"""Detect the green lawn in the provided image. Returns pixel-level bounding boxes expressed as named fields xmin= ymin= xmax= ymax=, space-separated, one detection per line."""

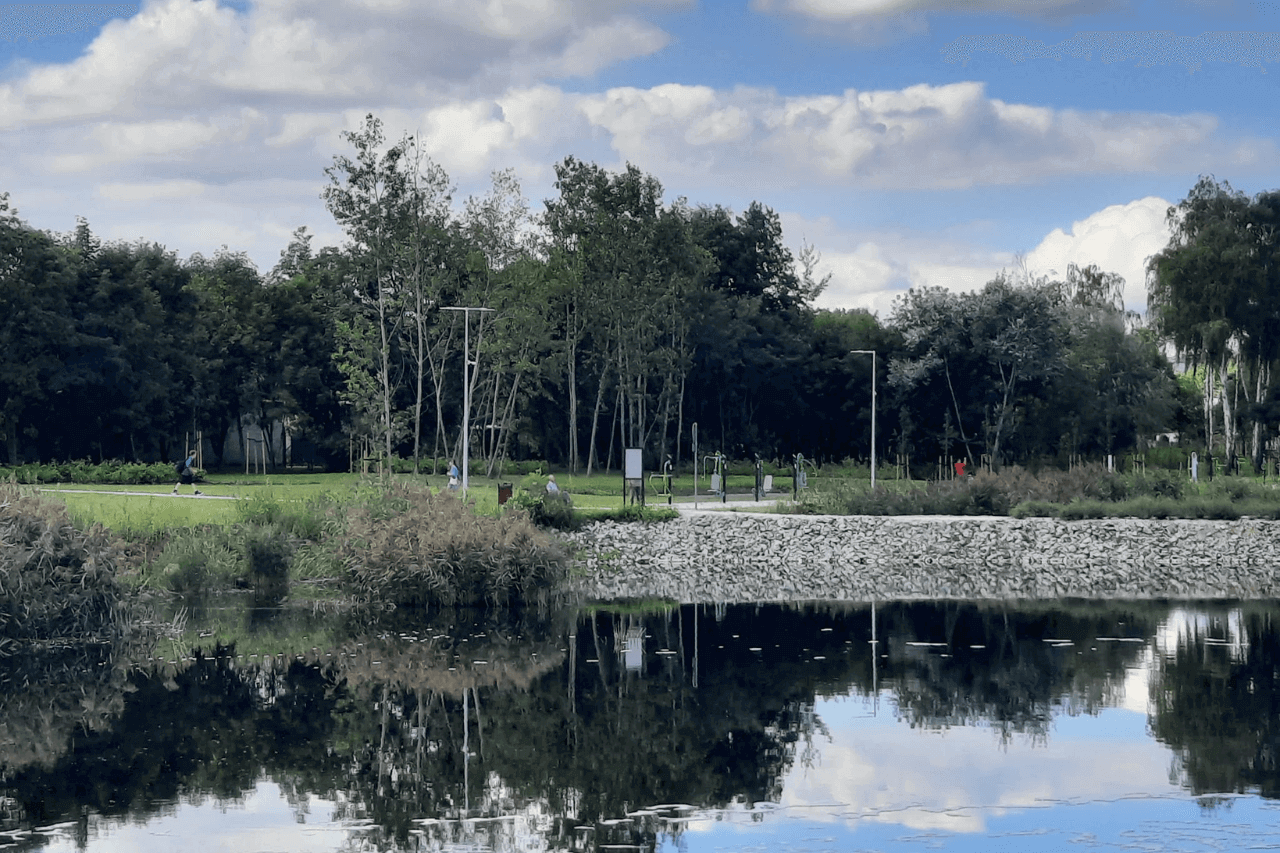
xmin=37 ymin=467 xmax=823 ymax=534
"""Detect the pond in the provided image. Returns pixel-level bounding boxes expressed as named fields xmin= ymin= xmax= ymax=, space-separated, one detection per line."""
xmin=2 ymin=597 xmax=1279 ymax=852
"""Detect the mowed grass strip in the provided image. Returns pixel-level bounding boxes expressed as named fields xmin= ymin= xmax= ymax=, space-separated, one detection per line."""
xmin=54 ymin=490 xmax=242 ymax=534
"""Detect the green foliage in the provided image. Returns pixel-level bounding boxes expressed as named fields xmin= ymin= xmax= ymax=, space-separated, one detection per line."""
xmin=1058 ymin=500 xmax=1108 ymax=520
xmin=241 ymin=526 xmax=292 ymax=601
xmin=1129 ymin=470 xmax=1186 ymax=500
xmin=1010 ymin=500 xmax=1062 ymax=518
xmin=235 ymin=490 xmax=331 ymax=540
xmin=150 ymin=527 xmax=242 ymax=594
xmin=0 ymin=485 xmax=123 ymax=651
xmin=1146 ymin=446 xmax=1192 ymax=471
xmin=507 ymin=490 xmax=580 ymax=531
xmin=334 ymin=482 xmax=568 ymax=608
xmin=798 ymin=477 xmax=1008 ymax=516
xmin=583 ymin=504 xmax=679 ymax=523
xmin=0 ymin=459 xmax=178 ymax=485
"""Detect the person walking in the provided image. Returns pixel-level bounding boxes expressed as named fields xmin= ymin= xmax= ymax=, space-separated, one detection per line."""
xmin=173 ymin=450 xmax=202 ymax=495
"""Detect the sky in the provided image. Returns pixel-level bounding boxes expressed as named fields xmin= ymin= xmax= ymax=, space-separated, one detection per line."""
xmin=1 ymin=0 xmax=1277 ymax=318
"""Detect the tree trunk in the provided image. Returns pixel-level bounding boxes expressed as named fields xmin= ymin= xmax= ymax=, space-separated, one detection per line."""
xmin=1220 ymin=354 xmax=1236 ymax=466
xmin=585 ymin=357 xmax=610 ymax=477
xmin=943 ymin=357 xmax=976 ymax=466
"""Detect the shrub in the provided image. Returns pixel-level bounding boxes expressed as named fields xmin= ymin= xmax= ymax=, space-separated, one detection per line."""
xmin=586 ymin=504 xmax=679 ymax=523
xmin=1010 ymin=500 xmax=1061 ymax=519
xmin=1121 ymin=496 xmax=1176 ymax=519
xmin=236 ymin=491 xmax=330 ymax=540
xmin=240 ymin=526 xmax=292 ymax=601
xmin=335 ymin=483 xmax=568 ymax=608
xmin=0 ymin=459 xmax=177 ymax=485
xmin=528 ymin=493 xmax=581 ymax=531
xmin=151 ymin=528 xmax=241 ymax=594
xmin=0 ymin=485 xmax=123 ymax=651
xmin=1059 ymin=500 xmax=1107 ymax=520
xmin=1207 ymin=478 xmax=1257 ymax=502
xmin=1130 ymin=470 xmax=1185 ymax=501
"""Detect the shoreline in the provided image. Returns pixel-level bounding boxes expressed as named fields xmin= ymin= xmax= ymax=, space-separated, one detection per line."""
xmin=561 ymin=510 xmax=1279 ymax=603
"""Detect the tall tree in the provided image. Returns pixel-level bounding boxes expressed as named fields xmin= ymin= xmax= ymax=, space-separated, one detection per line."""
xmin=323 ymin=114 xmax=414 ymax=465
xmin=0 ymin=194 xmax=74 ymax=463
xmin=1148 ymin=176 xmax=1280 ymax=468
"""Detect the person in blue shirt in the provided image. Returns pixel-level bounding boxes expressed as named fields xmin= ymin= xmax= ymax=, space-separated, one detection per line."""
xmin=448 ymin=460 xmax=460 ymax=490
xmin=173 ymin=451 xmax=202 ymax=496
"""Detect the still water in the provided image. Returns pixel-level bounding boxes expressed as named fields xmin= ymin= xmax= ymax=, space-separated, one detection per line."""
xmin=2 ymin=598 xmax=1279 ymax=852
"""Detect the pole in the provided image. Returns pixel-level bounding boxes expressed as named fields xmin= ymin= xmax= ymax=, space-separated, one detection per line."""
xmin=443 ymin=306 xmax=494 ymax=498
xmin=462 ymin=312 xmax=470 ymax=494
xmin=851 ymin=350 xmax=877 ymax=490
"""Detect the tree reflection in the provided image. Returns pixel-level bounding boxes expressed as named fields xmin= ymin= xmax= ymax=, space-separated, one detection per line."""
xmin=1150 ymin=605 xmax=1280 ymax=798
xmin=0 ymin=598 xmax=1225 ymax=851
xmin=877 ymin=601 xmax=1156 ymax=743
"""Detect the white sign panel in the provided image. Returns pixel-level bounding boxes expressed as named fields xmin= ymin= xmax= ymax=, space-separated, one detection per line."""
xmin=625 ymin=448 xmax=643 ymax=479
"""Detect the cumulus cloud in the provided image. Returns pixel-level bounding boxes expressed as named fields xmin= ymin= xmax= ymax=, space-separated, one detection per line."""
xmin=784 ymin=198 xmax=1171 ymax=319
xmin=784 ymin=215 xmax=1013 ymax=317
xmin=0 ymin=0 xmax=674 ymax=132
xmin=565 ymin=82 xmax=1269 ymax=193
xmin=1023 ymin=196 xmax=1173 ymax=313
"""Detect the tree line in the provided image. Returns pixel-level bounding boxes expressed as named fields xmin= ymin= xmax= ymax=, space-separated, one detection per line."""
xmin=6 ymin=116 xmax=1249 ymax=475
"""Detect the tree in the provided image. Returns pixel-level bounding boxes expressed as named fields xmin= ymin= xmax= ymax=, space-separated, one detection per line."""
xmin=0 ymin=195 xmax=75 ymax=463
xmin=323 ymin=114 xmax=415 ymax=465
xmin=1147 ymin=175 xmax=1280 ymax=470
xmin=890 ymin=276 xmax=1067 ymax=468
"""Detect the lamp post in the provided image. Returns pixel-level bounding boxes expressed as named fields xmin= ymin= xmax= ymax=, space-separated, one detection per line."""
xmin=851 ymin=350 xmax=877 ymax=490
xmin=443 ymin=306 xmax=494 ymax=496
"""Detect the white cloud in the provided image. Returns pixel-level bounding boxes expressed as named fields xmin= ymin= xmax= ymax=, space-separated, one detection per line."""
xmin=571 ymin=82 xmax=1266 ymax=192
xmin=784 ymin=199 xmax=1170 ymax=319
xmin=778 ymin=694 xmax=1174 ymax=836
xmin=97 ymin=180 xmax=208 ymax=202
xmin=1023 ymin=196 xmax=1173 ymax=312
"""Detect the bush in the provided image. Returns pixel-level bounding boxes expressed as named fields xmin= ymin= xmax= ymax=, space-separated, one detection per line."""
xmin=241 ymin=526 xmax=292 ymax=601
xmin=0 ymin=485 xmax=123 ymax=651
xmin=0 ymin=459 xmax=178 ymax=485
xmin=586 ymin=504 xmax=679 ymax=523
xmin=335 ymin=482 xmax=568 ymax=608
xmin=1130 ymin=470 xmax=1186 ymax=500
xmin=1120 ymin=496 xmax=1176 ymax=519
xmin=1207 ymin=478 xmax=1258 ymax=502
xmin=236 ymin=490 xmax=330 ymax=540
xmin=1059 ymin=500 xmax=1108 ymax=520
xmin=1010 ymin=500 xmax=1061 ymax=518
xmin=150 ymin=527 xmax=241 ymax=594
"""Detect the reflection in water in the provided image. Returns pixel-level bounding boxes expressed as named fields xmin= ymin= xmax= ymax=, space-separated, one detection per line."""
xmin=0 ymin=599 xmax=1279 ymax=851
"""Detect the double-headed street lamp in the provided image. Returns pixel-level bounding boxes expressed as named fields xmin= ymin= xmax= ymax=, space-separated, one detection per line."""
xmin=443 ymin=305 xmax=494 ymax=496
xmin=851 ymin=350 xmax=877 ymax=490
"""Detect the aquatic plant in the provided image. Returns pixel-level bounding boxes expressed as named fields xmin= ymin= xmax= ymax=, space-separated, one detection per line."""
xmin=335 ymin=482 xmax=568 ymax=608
xmin=0 ymin=485 xmax=123 ymax=653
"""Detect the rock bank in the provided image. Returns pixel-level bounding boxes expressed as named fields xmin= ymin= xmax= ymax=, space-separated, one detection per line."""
xmin=560 ymin=511 xmax=1280 ymax=602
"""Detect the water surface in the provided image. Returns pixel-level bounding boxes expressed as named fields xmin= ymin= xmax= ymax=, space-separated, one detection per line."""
xmin=2 ymin=598 xmax=1277 ymax=852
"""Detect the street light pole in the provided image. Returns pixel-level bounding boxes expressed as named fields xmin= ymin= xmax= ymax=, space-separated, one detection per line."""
xmin=443 ymin=306 xmax=494 ymax=496
xmin=851 ymin=350 xmax=876 ymax=490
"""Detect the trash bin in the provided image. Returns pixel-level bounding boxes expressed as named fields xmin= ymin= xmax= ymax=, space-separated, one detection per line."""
xmin=498 ymin=482 xmax=513 ymax=505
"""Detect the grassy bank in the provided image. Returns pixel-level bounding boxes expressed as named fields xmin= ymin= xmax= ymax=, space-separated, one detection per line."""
xmin=795 ymin=464 xmax=1280 ymax=520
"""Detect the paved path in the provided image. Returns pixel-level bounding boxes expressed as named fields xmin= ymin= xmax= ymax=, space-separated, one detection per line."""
xmin=37 ymin=488 xmax=240 ymax=501
xmin=670 ymin=495 xmax=793 ymax=514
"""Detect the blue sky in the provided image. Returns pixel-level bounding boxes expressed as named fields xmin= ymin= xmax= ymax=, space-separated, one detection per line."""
xmin=2 ymin=0 xmax=1277 ymax=315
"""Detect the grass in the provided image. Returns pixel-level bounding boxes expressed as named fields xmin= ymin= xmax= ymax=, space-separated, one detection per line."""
xmin=57 ymin=491 xmax=241 ymax=534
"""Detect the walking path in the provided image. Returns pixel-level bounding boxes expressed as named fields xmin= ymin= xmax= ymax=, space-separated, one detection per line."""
xmin=36 ymin=488 xmax=240 ymax=501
